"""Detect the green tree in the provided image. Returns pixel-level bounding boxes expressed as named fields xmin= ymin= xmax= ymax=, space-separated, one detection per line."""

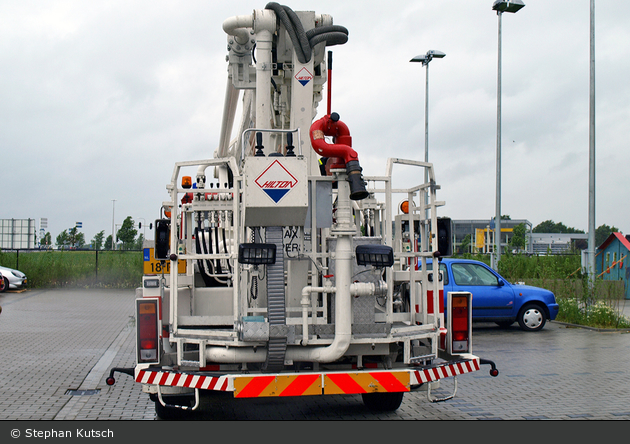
xmin=533 ymin=220 xmax=584 ymax=234
xmin=56 ymin=230 xmax=69 ymax=250
xmin=92 ymin=230 xmax=105 ymax=250
xmin=40 ymin=232 xmax=52 ymax=248
xmin=595 ymin=224 xmax=619 ymax=247
xmin=459 ymin=234 xmax=471 ymax=254
xmin=67 ymin=227 xmax=85 ymax=249
xmin=104 ymin=234 xmax=114 ymax=250
xmin=117 ymin=216 xmax=138 ymax=250
xmin=509 ymin=223 xmax=526 ymax=250
xmin=134 ymin=233 xmax=145 ymax=250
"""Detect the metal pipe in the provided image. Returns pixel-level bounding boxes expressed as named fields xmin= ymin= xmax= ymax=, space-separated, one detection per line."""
xmin=222 ymin=14 xmax=253 ymax=45
xmin=588 ymin=0 xmax=596 ymax=285
xmin=495 ymin=10 xmax=503 ymax=270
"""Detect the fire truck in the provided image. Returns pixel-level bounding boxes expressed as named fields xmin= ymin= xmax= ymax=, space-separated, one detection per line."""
xmin=107 ymin=2 xmax=498 ymax=418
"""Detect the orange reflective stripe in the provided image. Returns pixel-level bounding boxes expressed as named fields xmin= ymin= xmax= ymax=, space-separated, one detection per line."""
xmin=324 ymin=371 xmax=410 ymax=395
xmin=234 ymin=374 xmax=322 ymax=398
xmin=279 ymin=374 xmax=321 ymax=397
xmin=234 ymin=375 xmax=275 ymax=398
xmin=325 ymin=373 xmax=366 ymax=395
xmin=370 ymin=371 xmax=409 ymax=392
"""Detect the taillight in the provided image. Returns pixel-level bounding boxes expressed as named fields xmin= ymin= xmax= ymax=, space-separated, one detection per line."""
xmin=137 ymin=299 xmax=160 ymax=364
xmin=447 ymin=292 xmax=472 ymax=355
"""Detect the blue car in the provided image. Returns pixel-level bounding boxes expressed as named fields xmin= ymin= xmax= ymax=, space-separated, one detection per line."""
xmin=426 ymin=258 xmax=559 ymax=332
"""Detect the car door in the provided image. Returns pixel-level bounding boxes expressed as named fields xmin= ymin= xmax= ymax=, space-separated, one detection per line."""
xmin=447 ymin=262 xmax=515 ymax=320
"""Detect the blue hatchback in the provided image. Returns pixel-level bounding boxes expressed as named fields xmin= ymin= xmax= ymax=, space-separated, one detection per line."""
xmin=426 ymin=258 xmax=559 ymax=332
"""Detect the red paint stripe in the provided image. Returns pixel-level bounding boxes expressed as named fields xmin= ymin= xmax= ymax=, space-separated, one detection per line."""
xmin=136 ymin=370 xmax=145 ymax=383
xmin=184 ymin=374 xmax=195 ymax=388
xmin=432 ymin=368 xmax=440 ymax=380
xmin=195 ymin=377 xmax=207 ymax=389
xmin=327 ymin=373 xmax=367 ymax=394
xmin=370 ymin=372 xmax=408 ymax=392
xmin=146 ymin=371 xmax=158 ymax=384
xmin=279 ymin=374 xmax=320 ymax=397
xmin=237 ymin=376 xmax=276 ymax=398
xmin=205 ymin=377 xmax=216 ymax=390
xmin=219 ymin=379 xmax=228 ymax=391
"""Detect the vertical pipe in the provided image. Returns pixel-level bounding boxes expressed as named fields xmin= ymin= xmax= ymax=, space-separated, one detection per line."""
xmin=327 ymin=51 xmax=332 ymax=116
xmin=495 ymin=11 xmax=503 ymax=271
xmin=588 ymin=0 xmax=596 ymax=285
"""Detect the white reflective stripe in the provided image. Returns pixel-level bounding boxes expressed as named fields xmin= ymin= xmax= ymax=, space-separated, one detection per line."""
xmin=138 ymin=371 xmax=149 ymax=383
xmin=190 ymin=375 xmax=201 ymax=388
xmin=200 ymin=377 xmax=213 ymax=390
xmin=165 ymin=373 xmax=177 ymax=386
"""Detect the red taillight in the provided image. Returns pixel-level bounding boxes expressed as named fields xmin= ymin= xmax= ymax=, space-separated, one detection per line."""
xmin=137 ymin=299 xmax=160 ymax=364
xmin=448 ymin=292 xmax=471 ymax=354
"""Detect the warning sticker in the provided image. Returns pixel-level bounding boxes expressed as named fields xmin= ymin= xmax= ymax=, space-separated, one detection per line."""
xmin=295 ymin=67 xmax=313 ymax=86
xmin=255 ymin=160 xmax=299 ymax=203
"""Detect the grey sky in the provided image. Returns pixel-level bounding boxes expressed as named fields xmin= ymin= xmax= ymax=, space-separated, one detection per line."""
xmin=1 ymin=0 xmax=628 ymax=244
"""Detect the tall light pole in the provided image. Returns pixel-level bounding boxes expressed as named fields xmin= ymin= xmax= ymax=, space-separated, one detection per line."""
xmin=111 ymin=199 xmax=116 ymax=250
xmin=587 ymin=0 xmax=596 ymax=285
xmin=492 ymin=0 xmax=525 ymax=270
xmin=410 ymin=50 xmax=446 ymax=218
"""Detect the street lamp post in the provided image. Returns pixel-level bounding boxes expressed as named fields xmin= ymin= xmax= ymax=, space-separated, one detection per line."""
xmin=492 ymin=0 xmax=525 ymax=270
xmin=410 ymin=50 xmax=446 ymax=219
xmin=587 ymin=0 xmax=596 ymax=285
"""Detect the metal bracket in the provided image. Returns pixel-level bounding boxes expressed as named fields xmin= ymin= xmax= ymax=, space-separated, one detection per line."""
xmin=427 ymin=376 xmax=457 ymax=403
xmin=156 ymin=386 xmax=200 ymax=411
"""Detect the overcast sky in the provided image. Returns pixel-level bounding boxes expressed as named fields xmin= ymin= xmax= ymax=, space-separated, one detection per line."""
xmin=1 ymin=0 xmax=628 ymax=245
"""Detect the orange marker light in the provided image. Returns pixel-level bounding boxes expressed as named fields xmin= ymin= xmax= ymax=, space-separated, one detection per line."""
xmin=400 ymin=200 xmax=409 ymax=214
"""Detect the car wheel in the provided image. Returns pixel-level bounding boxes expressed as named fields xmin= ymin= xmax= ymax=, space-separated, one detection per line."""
xmin=517 ymin=304 xmax=546 ymax=332
xmin=361 ymin=392 xmax=404 ymax=412
xmin=0 ymin=277 xmax=8 ymax=293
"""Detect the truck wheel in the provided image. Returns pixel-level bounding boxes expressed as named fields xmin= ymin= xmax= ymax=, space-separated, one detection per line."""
xmin=361 ymin=392 xmax=404 ymax=412
xmin=517 ymin=304 xmax=546 ymax=332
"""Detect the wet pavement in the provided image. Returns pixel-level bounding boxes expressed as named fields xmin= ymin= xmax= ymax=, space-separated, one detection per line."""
xmin=0 ymin=289 xmax=629 ymax=421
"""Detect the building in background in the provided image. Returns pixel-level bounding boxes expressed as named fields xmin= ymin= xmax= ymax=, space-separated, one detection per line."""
xmin=452 ymin=219 xmax=532 ymax=255
xmin=596 ymin=232 xmax=630 ymax=300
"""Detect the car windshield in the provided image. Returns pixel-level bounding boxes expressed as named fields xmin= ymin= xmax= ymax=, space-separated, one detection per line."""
xmin=451 ymin=263 xmax=499 ymax=286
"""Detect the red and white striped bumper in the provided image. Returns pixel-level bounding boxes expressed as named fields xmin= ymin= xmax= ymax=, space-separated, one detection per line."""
xmin=135 ymin=357 xmax=480 ymax=398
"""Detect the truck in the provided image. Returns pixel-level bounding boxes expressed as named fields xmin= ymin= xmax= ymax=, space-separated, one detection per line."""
xmin=107 ymin=2 xmax=498 ymax=418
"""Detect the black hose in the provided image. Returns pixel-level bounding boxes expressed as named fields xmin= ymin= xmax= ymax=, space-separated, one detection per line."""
xmin=264 ymin=4 xmax=349 ymax=64
xmin=214 ymin=227 xmax=223 ymax=274
xmin=222 ymin=228 xmax=232 ymax=274
xmin=306 ymin=25 xmax=349 ymax=47
xmin=265 ymin=2 xmax=310 ymax=64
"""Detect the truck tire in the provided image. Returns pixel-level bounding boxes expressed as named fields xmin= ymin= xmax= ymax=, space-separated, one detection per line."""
xmin=517 ymin=303 xmax=546 ymax=332
xmin=361 ymin=392 xmax=404 ymax=412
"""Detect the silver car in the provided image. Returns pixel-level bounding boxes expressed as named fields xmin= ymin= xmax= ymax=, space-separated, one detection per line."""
xmin=0 ymin=266 xmax=27 ymax=292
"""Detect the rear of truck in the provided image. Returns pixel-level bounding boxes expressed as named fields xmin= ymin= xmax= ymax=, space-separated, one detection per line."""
xmin=107 ymin=4 xmax=497 ymax=417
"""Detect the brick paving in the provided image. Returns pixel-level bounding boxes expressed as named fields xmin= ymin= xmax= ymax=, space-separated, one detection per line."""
xmin=0 ymin=289 xmax=629 ymax=420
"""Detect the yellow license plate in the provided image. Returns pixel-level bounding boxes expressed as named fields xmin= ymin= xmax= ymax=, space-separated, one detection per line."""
xmin=143 ymin=248 xmax=186 ymax=275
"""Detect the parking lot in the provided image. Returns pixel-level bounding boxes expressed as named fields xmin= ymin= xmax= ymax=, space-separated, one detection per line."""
xmin=0 ymin=288 xmax=629 ymax=421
